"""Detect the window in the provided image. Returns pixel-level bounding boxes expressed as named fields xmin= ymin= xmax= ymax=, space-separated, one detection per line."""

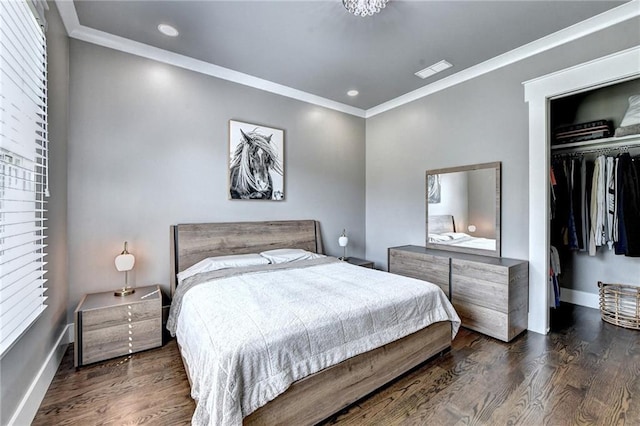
xmin=0 ymin=0 xmax=49 ymax=356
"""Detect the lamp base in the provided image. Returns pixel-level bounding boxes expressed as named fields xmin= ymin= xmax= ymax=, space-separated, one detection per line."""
xmin=114 ymin=287 xmax=135 ymax=297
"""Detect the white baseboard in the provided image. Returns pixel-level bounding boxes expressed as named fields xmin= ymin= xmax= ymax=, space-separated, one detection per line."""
xmin=65 ymin=322 xmax=75 ymax=343
xmin=8 ymin=323 xmax=72 ymax=426
xmin=560 ymin=287 xmax=599 ymax=309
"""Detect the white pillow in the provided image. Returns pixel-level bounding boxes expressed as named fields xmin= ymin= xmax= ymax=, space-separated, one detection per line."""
xmin=259 ymin=248 xmax=324 ymax=264
xmin=620 ymin=94 xmax=640 ymax=127
xmin=177 ymin=253 xmax=269 ymax=282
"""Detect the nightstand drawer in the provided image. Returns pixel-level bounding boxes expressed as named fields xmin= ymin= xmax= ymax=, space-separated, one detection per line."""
xmin=82 ymin=299 xmax=158 ymax=330
xmin=81 ymin=318 xmax=162 ymax=364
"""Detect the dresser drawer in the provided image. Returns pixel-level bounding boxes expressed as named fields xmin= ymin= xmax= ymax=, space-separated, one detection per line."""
xmin=451 ymin=258 xmax=509 ymax=285
xmin=451 ymin=274 xmax=509 ymax=313
xmin=389 ymin=249 xmax=449 ymax=296
xmin=453 ymin=300 xmax=508 ymax=341
xmin=81 ymin=318 xmax=162 ymax=365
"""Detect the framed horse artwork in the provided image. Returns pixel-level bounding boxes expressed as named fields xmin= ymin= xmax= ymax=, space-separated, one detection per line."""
xmin=228 ymin=120 xmax=284 ymax=200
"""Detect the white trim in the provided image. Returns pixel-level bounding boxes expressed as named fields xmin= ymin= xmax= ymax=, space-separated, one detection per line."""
xmin=560 ymin=288 xmax=599 ymax=310
xmin=66 ymin=322 xmax=75 ymax=343
xmin=523 ymin=46 xmax=640 ymax=335
xmin=54 ymin=0 xmax=639 ymax=118
xmin=7 ymin=324 xmax=71 ymax=426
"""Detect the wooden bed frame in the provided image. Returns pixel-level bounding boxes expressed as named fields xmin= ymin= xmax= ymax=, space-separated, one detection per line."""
xmin=170 ymin=220 xmax=452 ymax=425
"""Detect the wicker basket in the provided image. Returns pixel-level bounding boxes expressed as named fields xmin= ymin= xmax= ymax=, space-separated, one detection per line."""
xmin=598 ymin=282 xmax=640 ymax=330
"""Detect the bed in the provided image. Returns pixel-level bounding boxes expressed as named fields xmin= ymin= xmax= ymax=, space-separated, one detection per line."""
xmin=168 ymin=220 xmax=460 ymax=425
xmin=428 ymin=214 xmax=496 ymax=251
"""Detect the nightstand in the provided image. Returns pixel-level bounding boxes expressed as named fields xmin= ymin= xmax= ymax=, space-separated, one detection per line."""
xmin=74 ymin=285 xmax=162 ymax=367
xmin=345 ymin=257 xmax=375 ymax=268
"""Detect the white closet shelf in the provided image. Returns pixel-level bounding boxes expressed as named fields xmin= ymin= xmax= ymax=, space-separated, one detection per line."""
xmin=551 ymin=133 xmax=640 ymax=153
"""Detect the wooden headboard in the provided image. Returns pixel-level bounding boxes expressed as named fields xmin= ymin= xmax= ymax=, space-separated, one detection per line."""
xmin=428 ymin=215 xmax=456 ymax=234
xmin=170 ymin=220 xmax=322 ymax=295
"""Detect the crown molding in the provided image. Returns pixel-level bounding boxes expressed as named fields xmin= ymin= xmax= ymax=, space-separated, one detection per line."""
xmin=366 ymin=0 xmax=640 ymax=118
xmin=55 ymin=0 xmax=639 ymax=119
xmin=54 ymin=0 xmax=366 ymax=118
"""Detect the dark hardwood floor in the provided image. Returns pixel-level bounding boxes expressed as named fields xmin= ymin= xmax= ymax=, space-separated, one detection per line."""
xmin=33 ymin=304 xmax=639 ymax=425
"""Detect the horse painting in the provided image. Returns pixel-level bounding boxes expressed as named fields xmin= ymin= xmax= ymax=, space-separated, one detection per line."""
xmin=229 ymin=127 xmax=283 ymax=200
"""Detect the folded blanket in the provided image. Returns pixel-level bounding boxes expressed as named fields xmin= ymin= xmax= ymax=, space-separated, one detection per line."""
xmin=614 ymin=123 xmax=640 ymax=137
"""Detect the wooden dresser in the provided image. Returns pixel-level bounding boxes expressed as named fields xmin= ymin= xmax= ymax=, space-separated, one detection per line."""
xmin=74 ymin=285 xmax=162 ymax=367
xmin=389 ymin=245 xmax=529 ymax=342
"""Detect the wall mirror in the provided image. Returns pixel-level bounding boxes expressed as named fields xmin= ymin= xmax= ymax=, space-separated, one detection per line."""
xmin=426 ymin=161 xmax=501 ymax=257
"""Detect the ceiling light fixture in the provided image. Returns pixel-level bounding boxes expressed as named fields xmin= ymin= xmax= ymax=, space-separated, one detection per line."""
xmin=342 ymin=0 xmax=389 ymax=17
xmin=158 ymin=23 xmax=179 ymax=37
xmin=347 ymin=90 xmax=359 ymax=96
xmin=415 ymin=60 xmax=452 ymax=79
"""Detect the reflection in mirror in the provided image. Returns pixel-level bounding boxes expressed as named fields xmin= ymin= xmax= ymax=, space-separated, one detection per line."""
xmin=426 ymin=162 xmax=501 ymax=257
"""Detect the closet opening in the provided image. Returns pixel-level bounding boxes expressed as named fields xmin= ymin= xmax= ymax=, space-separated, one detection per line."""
xmin=548 ymin=77 xmax=640 ymax=316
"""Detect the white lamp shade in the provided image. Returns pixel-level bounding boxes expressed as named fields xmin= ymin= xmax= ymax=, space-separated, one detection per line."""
xmin=115 ymin=253 xmax=135 ymax=272
xmin=338 ymin=236 xmax=349 ymax=247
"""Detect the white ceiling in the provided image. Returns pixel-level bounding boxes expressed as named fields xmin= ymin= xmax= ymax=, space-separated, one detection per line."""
xmin=64 ymin=1 xmax=632 ymax=114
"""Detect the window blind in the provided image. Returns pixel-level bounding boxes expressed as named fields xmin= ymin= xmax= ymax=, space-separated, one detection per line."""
xmin=0 ymin=0 xmax=48 ymax=356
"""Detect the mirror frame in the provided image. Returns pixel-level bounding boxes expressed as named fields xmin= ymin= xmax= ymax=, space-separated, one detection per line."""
xmin=426 ymin=161 xmax=501 ymax=257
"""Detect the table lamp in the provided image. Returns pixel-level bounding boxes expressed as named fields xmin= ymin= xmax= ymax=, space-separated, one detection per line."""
xmin=338 ymin=229 xmax=349 ymax=261
xmin=114 ymin=241 xmax=135 ymax=296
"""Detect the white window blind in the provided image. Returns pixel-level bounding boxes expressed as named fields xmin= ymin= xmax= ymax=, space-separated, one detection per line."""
xmin=0 ymin=0 xmax=48 ymax=356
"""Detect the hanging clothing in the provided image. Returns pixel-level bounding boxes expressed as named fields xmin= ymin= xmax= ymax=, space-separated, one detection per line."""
xmin=552 ymin=152 xmax=639 ymax=258
xmin=580 ymin=157 xmax=589 ymax=251
xmin=613 ymin=157 xmax=619 ymax=243
xmin=550 ymin=160 xmax=570 ymax=249
xmin=549 ymin=246 xmax=561 ymax=309
xmin=621 ymin=154 xmax=640 ymax=256
xmin=566 ymin=160 xmax=579 ymax=250
xmin=615 ymin=154 xmax=629 ymax=255
xmin=589 ymin=156 xmax=606 ymax=256
xmin=605 ymin=156 xmax=615 ymax=248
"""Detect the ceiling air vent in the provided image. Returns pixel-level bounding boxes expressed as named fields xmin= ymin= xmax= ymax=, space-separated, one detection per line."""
xmin=415 ymin=60 xmax=452 ymax=79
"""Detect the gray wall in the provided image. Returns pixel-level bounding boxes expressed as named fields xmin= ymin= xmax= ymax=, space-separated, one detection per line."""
xmin=365 ymin=15 xmax=640 ymax=296
xmin=67 ymin=40 xmax=366 ymax=318
xmin=0 ymin=3 xmax=69 ymax=423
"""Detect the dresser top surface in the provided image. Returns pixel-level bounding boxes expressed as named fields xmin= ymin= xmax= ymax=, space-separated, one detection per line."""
xmin=390 ymin=245 xmax=527 ymax=267
xmin=76 ymin=285 xmax=161 ymax=311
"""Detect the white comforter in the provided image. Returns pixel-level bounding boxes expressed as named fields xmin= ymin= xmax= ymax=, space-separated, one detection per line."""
xmin=173 ymin=258 xmax=460 ymax=425
xmin=429 ymin=232 xmax=496 ymax=250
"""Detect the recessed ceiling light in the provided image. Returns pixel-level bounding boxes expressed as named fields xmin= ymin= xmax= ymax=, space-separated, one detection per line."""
xmin=158 ymin=24 xmax=179 ymax=37
xmin=415 ymin=60 xmax=452 ymax=79
xmin=347 ymin=90 xmax=359 ymax=97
